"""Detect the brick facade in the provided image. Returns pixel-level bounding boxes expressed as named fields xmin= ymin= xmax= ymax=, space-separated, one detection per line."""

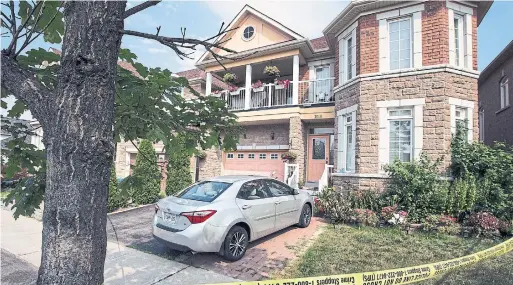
xmin=239 ymin=124 xmax=289 ymax=146
xmin=358 ymin=14 xmax=379 ymax=75
xmin=422 ymin=1 xmax=449 ymax=66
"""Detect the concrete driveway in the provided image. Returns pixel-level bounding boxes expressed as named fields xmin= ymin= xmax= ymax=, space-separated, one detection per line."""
xmin=107 ymin=205 xmax=326 ymax=281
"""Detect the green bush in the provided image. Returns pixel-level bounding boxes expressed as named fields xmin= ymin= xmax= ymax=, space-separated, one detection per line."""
xmin=445 ymin=176 xmax=477 ymax=217
xmin=107 ymin=164 xmax=125 ymax=212
xmin=130 ymin=140 xmax=161 ymax=205
xmin=317 ymin=187 xmax=352 ymax=223
xmin=451 ymin=130 xmax=513 ymax=220
xmin=349 ymin=189 xmax=382 ymax=212
xmin=166 ymin=136 xmax=193 ymax=196
xmin=383 ymin=153 xmax=449 ymax=222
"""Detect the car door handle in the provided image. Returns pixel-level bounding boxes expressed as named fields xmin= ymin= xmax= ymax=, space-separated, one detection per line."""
xmin=275 ymin=201 xmax=281 ymax=205
xmin=242 ymin=205 xmax=252 ymax=210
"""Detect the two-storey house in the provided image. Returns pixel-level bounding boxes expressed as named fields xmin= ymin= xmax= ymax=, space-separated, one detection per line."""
xmin=187 ymin=1 xmax=491 ymax=191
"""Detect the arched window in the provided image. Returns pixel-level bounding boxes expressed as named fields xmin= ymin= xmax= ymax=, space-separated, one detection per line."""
xmin=500 ymin=76 xmax=509 ymax=109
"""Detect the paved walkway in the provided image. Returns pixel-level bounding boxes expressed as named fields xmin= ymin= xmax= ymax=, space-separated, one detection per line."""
xmin=0 ymin=209 xmax=238 ymax=285
xmin=107 ymin=205 xmax=327 ymax=281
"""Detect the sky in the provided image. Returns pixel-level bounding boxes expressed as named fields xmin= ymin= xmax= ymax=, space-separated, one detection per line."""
xmin=2 ymin=0 xmax=513 ymax=120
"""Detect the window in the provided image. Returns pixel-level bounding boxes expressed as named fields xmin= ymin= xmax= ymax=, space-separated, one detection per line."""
xmin=344 ymin=115 xmax=354 ymax=171
xmin=389 ymin=18 xmax=412 ymax=70
xmin=270 ymin=153 xmax=278 ymax=160
xmin=237 ymin=180 xmax=272 ymax=200
xmin=453 ymin=14 xmax=465 ymax=67
xmin=455 ymin=107 xmax=468 ymax=141
xmin=346 ymin=37 xmax=353 ymax=80
xmin=177 ymin=181 xmax=232 ymax=202
xmin=500 ymin=77 xmax=510 ymax=109
xmin=227 ymin=153 xmax=234 ymax=159
xmin=312 ymin=138 xmax=326 ymax=160
xmin=242 ymin=26 xmax=255 ymax=41
xmin=248 ymin=153 xmax=255 ymax=159
xmin=388 ymin=108 xmax=413 ymax=162
xmin=265 ymin=180 xmax=293 ymax=196
xmin=259 ymin=153 xmax=267 ymax=159
xmin=237 ymin=153 xmax=244 ymax=159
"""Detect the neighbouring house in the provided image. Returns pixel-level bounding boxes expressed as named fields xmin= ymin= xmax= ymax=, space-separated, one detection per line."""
xmin=191 ymin=1 xmax=491 ymax=191
xmin=0 ymin=117 xmax=43 ymax=152
xmin=478 ymin=40 xmax=513 ymax=146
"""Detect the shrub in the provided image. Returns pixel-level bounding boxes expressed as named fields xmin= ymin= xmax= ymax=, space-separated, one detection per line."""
xmin=451 ymin=131 xmax=513 ymax=220
xmin=317 ymin=187 xmax=352 ymax=223
xmin=130 ymin=140 xmax=161 ymax=205
xmin=166 ymin=136 xmax=193 ymax=196
xmin=498 ymin=220 xmax=513 ymax=236
xmin=223 ymin=73 xmax=237 ymax=83
xmin=446 ymin=176 xmax=477 ymax=217
xmin=107 ymin=164 xmax=127 ymax=212
xmin=422 ymin=214 xmax=459 ymax=235
xmin=381 ymin=205 xmax=398 ymax=221
xmin=468 ymin=212 xmax=500 ymax=237
xmin=350 ymin=209 xmax=379 ymax=227
xmin=383 ymin=153 xmax=449 ymax=222
xmin=349 ymin=189 xmax=382 ymax=212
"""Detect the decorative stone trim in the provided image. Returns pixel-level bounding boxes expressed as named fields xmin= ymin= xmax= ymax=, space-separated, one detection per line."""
xmin=336 ymin=104 xmax=358 ymax=172
xmin=331 ymin=172 xmax=388 ymax=178
xmin=448 ymin=8 xmax=473 ymax=70
xmin=446 ymin=1 xmax=474 ymax=15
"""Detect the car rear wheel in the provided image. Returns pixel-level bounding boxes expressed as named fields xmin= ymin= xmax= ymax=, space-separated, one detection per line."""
xmin=222 ymin=226 xmax=249 ymax=261
xmin=297 ymin=204 xmax=312 ymax=228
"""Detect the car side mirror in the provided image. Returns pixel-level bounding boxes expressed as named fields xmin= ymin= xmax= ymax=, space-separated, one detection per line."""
xmin=293 ymin=189 xmax=300 ymax=195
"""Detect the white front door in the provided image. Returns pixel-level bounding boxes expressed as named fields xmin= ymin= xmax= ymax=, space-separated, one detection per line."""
xmin=235 ymin=179 xmax=276 ymax=240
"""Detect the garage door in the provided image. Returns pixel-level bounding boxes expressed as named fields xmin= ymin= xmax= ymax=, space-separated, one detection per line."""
xmin=223 ymin=151 xmax=285 ymax=181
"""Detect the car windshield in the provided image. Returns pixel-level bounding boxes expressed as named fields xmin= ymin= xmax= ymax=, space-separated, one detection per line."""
xmin=176 ymin=181 xmax=232 ymax=202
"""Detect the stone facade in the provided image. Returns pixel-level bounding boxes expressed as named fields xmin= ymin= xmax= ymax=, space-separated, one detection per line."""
xmin=198 ymin=147 xmax=222 ymax=180
xmin=332 ymin=174 xmax=389 ymax=192
xmin=239 ymin=124 xmax=289 ymax=146
xmin=289 ymin=116 xmax=306 ymax=183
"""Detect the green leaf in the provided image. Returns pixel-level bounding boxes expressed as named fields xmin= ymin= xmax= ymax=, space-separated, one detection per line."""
xmin=119 ymin=48 xmax=137 ymax=63
xmin=18 ymin=1 xmax=32 ymax=24
xmin=7 ymin=100 xmax=27 ymax=118
xmin=133 ymin=63 xmax=149 ymax=78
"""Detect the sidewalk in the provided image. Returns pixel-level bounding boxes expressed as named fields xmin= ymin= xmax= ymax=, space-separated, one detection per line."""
xmin=0 ymin=209 xmax=238 ymax=285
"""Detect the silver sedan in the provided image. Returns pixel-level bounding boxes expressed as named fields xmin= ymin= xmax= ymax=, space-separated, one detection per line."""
xmin=152 ymin=175 xmax=313 ymax=261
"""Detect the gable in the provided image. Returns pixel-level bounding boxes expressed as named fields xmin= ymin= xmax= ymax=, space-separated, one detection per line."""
xmin=200 ymin=5 xmax=303 ymax=63
xmin=214 ymin=14 xmax=295 ymax=57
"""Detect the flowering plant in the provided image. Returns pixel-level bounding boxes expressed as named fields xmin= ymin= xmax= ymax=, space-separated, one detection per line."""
xmin=275 ymin=79 xmax=291 ymax=88
xmin=263 ymin=65 xmax=280 ymax=77
xmin=228 ymin=85 xmax=239 ymax=93
xmin=381 ymin=205 xmax=398 ymax=221
xmin=223 ymin=72 xmax=237 ymax=83
xmin=251 ymin=80 xmax=264 ymax=89
xmin=351 ymin=209 xmax=379 ymax=226
xmin=469 ymin=212 xmax=500 ymax=233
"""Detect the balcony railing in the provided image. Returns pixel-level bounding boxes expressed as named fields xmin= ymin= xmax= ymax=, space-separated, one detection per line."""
xmin=298 ymin=78 xmax=335 ymax=104
xmin=219 ymin=78 xmax=334 ymax=111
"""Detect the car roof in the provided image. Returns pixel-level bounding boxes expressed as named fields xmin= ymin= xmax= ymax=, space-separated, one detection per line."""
xmin=207 ymin=175 xmax=270 ymax=183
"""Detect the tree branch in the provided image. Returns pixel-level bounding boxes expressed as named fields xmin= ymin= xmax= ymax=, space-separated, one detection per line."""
xmin=1 ymin=53 xmax=51 ymax=124
xmin=5 ymin=1 xmax=42 ymax=56
xmin=123 ymin=0 xmax=161 ymax=19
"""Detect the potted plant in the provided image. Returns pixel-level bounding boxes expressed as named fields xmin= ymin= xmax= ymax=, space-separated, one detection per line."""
xmin=274 ymin=79 xmax=291 ymax=90
xmin=228 ymin=85 xmax=239 ymax=95
xmin=223 ymin=72 xmax=237 ymax=83
xmin=281 ymin=151 xmax=297 ymax=161
xmin=263 ymin=65 xmax=280 ymax=77
xmin=252 ymin=80 xmax=264 ymax=92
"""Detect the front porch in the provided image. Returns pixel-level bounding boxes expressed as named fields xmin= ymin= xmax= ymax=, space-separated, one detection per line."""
xmin=206 ymin=55 xmax=335 ymax=111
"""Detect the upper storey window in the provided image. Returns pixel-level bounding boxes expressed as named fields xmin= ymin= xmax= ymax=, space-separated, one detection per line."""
xmin=389 ymin=18 xmax=412 ymax=70
xmin=242 ymin=26 xmax=255 ymax=41
xmin=337 ymin=21 xmax=357 ymax=85
xmin=447 ymin=2 xmax=473 ymax=70
xmin=377 ymin=4 xmax=424 ymax=72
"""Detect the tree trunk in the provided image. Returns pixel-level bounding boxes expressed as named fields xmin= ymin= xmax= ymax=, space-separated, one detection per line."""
xmin=37 ymin=2 xmax=126 ymax=284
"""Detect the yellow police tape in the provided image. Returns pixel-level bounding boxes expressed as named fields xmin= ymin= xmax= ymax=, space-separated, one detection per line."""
xmin=209 ymin=237 xmax=513 ymax=285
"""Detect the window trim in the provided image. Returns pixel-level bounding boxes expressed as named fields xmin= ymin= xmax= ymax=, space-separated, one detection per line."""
xmin=270 ymin=153 xmax=279 ymax=160
xmin=259 ymin=153 xmax=267 ymax=159
xmin=237 ymin=153 xmax=244 ymax=159
xmin=388 ymin=107 xmax=414 ymax=163
xmin=248 ymin=153 xmax=255 ymax=159
xmin=336 ymin=104 xmax=357 ymax=173
xmin=448 ymin=97 xmax=474 ymax=143
xmin=337 ymin=21 xmax=357 ymax=85
xmin=226 ymin=153 xmax=234 ymax=159
xmin=242 ymin=25 xmax=255 ymax=41
xmin=453 ymin=13 xmax=465 ymax=67
xmin=500 ymin=77 xmax=510 ymax=109
xmin=345 ymin=35 xmax=353 ymax=81
xmin=448 ymin=8 xmax=473 ymax=70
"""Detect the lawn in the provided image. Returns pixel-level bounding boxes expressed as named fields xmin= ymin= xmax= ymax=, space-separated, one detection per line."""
xmin=280 ymin=225 xmax=513 ymax=285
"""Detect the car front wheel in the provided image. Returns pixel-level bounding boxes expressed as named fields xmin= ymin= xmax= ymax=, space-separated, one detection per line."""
xmin=222 ymin=226 xmax=249 ymax=261
xmin=297 ymin=204 xmax=312 ymax=228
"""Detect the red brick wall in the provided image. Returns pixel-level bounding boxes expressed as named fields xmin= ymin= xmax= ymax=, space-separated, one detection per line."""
xmin=334 ymin=40 xmax=339 ymax=86
xmin=298 ymin=65 xmax=310 ymax=103
xmin=422 ymin=1 xmax=449 ymax=66
xmin=472 ymin=8 xmax=478 ymax=70
xmin=358 ymin=14 xmax=379 ymax=74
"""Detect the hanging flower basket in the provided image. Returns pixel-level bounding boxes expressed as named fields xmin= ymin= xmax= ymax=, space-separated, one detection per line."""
xmin=228 ymin=85 xmax=240 ymax=95
xmin=281 ymin=151 xmax=297 ymax=161
xmin=275 ymin=79 xmax=291 ymax=90
xmin=223 ymin=73 xmax=237 ymax=83
xmin=263 ymin=65 xmax=280 ymax=77
xmin=252 ymin=80 xmax=264 ymax=92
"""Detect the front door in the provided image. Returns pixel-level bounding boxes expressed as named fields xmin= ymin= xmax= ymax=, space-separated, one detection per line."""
xmin=307 ymin=135 xmax=329 ymax=182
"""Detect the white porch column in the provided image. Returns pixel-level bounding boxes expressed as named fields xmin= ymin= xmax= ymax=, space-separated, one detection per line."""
xmin=205 ymin=72 xmax=212 ymax=95
xmin=245 ymin=64 xmax=252 ymax=109
xmin=292 ymin=55 xmax=299 ymax=105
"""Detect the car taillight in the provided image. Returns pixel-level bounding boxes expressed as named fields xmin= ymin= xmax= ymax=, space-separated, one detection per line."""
xmin=181 ymin=210 xmax=217 ymax=224
xmin=155 ymin=204 xmax=160 ymax=214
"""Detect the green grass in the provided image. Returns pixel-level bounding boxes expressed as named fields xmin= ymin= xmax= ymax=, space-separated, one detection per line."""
xmin=281 ymin=225 xmax=513 ymax=285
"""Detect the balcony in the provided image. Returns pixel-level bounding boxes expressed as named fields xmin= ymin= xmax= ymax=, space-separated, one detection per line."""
xmin=206 ymin=54 xmax=334 ymax=112
xmin=214 ymin=78 xmax=334 ymax=111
